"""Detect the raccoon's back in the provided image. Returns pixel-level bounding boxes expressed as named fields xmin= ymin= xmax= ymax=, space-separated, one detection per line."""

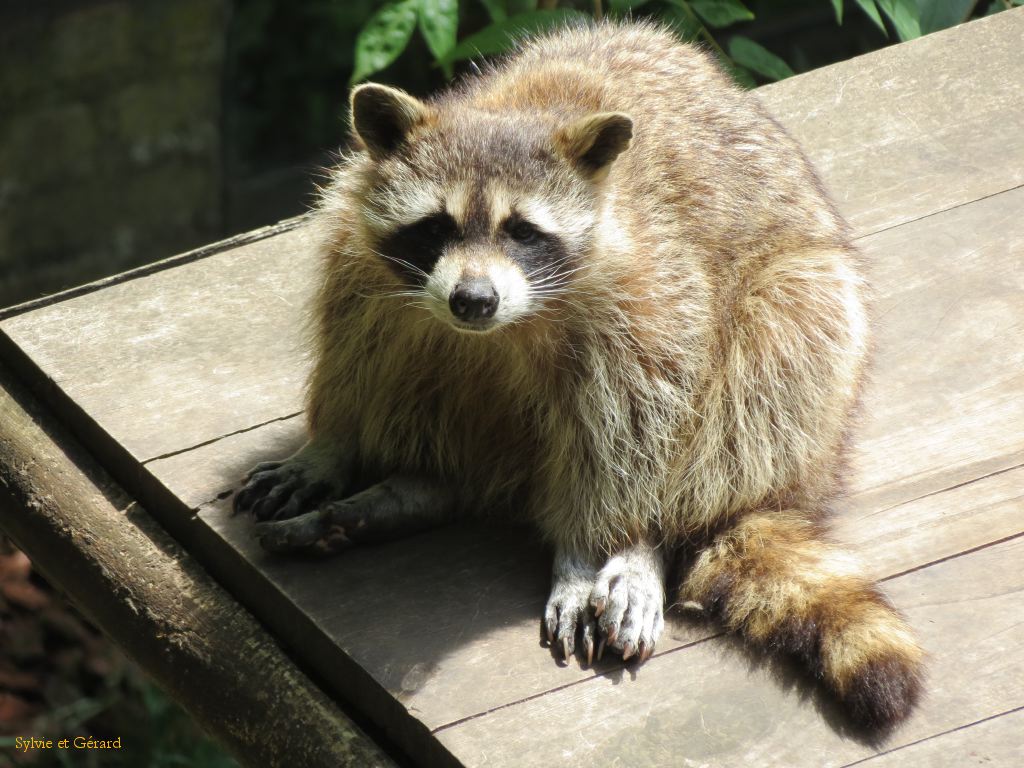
xmin=462 ymin=22 xmax=843 ymax=255
xmin=466 ymin=22 xmax=739 ymax=119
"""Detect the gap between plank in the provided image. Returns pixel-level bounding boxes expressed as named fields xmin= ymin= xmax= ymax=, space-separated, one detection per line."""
xmin=140 ymin=411 xmax=305 ymax=466
xmin=430 ymin=632 xmax=727 ymax=735
xmin=839 ymin=704 xmax=1024 ymax=767
xmin=853 ymin=459 xmax=1024 ymax=521
xmin=879 ymin=529 xmax=1024 ymax=583
xmin=852 ymin=181 xmax=1024 ymax=243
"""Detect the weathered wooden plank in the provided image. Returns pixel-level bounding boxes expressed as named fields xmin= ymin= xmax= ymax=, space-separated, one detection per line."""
xmin=759 ymin=7 xmax=1024 ymax=236
xmin=0 ymin=216 xmax=305 ymax=323
xmin=842 ymin=185 xmax=1024 ymax=509
xmin=847 ymin=707 xmax=1024 ymax=767
xmin=2 ymin=11 xmax=1022 ymax=472
xmin=0 ymin=363 xmax=395 ymax=768
xmin=436 ymin=536 xmax=1024 ymax=767
xmin=135 ymin=157 xmax=1024 ymax=752
xmin=142 ymin=439 xmax=1024 ymax=739
xmin=0 ymin=225 xmax=316 ymax=460
xmin=835 ymin=464 xmax=1024 ymax=582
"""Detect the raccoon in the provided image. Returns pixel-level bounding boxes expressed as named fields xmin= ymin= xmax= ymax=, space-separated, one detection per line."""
xmin=234 ymin=21 xmax=923 ymax=729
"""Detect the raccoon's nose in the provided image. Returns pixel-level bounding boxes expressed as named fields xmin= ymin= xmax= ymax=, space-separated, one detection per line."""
xmin=449 ymin=279 xmax=499 ymax=322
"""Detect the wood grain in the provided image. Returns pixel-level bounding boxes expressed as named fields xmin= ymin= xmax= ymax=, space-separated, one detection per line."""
xmin=140 ymin=435 xmax=1024 ymax=740
xmin=836 ymin=464 xmax=1024 ymax=583
xmin=844 ymin=707 xmax=1024 ymax=767
xmin=436 ymin=536 xmax=1024 ymax=767
xmin=0 ymin=225 xmax=316 ymax=460
xmin=759 ymin=7 xmax=1024 ymax=236
xmin=843 ymin=185 xmax=1024 ymax=509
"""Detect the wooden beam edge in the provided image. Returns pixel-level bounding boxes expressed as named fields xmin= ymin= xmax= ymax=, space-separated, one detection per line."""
xmin=0 ymin=215 xmax=308 ymax=322
xmin=0 ymin=362 xmax=397 ymax=768
xmin=0 ymin=332 xmax=466 ymax=768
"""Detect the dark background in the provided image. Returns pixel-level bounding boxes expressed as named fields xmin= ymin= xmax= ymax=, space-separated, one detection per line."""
xmin=0 ymin=0 xmax=917 ymax=311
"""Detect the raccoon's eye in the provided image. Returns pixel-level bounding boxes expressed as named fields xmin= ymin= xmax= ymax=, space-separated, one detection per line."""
xmin=506 ymin=218 xmax=541 ymax=244
xmin=412 ymin=213 xmax=458 ymax=243
xmin=379 ymin=212 xmax=459 ymax=282
xmin=423 ymin=218 xmax=449 ymax=239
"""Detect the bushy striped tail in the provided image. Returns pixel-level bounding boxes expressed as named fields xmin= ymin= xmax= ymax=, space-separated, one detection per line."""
xmin=682 ymin=512 xmax=924 ymax=729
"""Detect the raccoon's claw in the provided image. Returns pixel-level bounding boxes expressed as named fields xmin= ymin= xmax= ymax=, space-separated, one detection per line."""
xmin=583 ymin=620 xmax=596 ymax=665
xmin=590 ymin=554 xmax=665 ymax=665
xmin=638 ymin=640 xmax=654 ymax=662
xmin=233 ymin=468 xmax=281 ymax=515
xmin=544 ymin=572 xmax=599 ymax=666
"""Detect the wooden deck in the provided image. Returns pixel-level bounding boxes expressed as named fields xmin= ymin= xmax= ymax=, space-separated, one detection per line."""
xmin=2 ymin=9 xmax=1023 ymax=767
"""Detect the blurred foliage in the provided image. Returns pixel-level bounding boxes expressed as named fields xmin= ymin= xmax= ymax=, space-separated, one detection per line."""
xmin=348 ymin=0 xmax=1022 ymax=84
xmin=225 ymin=0 xmax=1020 ymax=174
xmin=0 ymin=545 xmax=236 ymax=768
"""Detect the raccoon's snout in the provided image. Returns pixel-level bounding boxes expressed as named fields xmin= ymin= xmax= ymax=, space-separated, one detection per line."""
xmin=449 ymin=279 xmax=499 ymax=323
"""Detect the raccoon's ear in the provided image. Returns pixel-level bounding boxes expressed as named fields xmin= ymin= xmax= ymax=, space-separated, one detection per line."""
xmin=556 ymin=112 xmax=633 ymax=180
xmin=350 ymin=83 xmax=432 ymax=159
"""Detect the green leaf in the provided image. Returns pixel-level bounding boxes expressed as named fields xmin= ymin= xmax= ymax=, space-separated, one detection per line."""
xmin=419 ymin=0 xmax=459 ymax=76
xmin=609 ymin=0 xmax=654 ymax=13
xmin=722 ymin=59 xmax=757 ymax=88
xmin=918 ymin=0 xmax=976 ymax=33
xmin=350 ymin=0 xmax=420 ymax=84
xmin=986 ymin=0 xmax=1023 ymax=12
xmin=727 ymin=36 xmax=795 ymax=81
xmin=478 ymin=0 xmax=508 ymax=22
xmin=442 ymin=9 xmax=590 ymax=64
xmin=852 ymin=0 xmax=887 ymax=34
xmin=876 ymin=0 xmax=922 ymax=40
xmin=658 ymin=4 xmax=704 ymax=41
xmin=688 ymin=0 xmax=755 ymax=28
xmin=830 ymin=0 xmax=844 ymax=24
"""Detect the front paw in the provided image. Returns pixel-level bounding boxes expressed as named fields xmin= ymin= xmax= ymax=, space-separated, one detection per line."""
xmin=233 ymin=460 xmax=325 ymax=521
xmin=253 ymin=506 xmax=351 ymax=554
xmin=544 ymin=575 xmax=599 ymax=666
xmin=590 ymin=554 xmax=665 ymax=663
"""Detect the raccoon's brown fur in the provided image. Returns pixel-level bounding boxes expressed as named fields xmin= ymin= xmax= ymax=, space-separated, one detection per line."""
xmin=240 ymin=21 xmax=923 ymax=729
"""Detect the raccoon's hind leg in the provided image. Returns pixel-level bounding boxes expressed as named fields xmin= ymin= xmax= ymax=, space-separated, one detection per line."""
xmin=682 ymin=511 xmax=924 ymax=729
xmin=234 ymin=440 xmax=352 ymax=522
xmin=255 ymin=474 xmax=454 ymax=554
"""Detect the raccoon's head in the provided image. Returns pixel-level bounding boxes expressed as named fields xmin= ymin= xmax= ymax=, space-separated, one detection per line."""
xmin=349 ymin=83 xmax=632 ymax=333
